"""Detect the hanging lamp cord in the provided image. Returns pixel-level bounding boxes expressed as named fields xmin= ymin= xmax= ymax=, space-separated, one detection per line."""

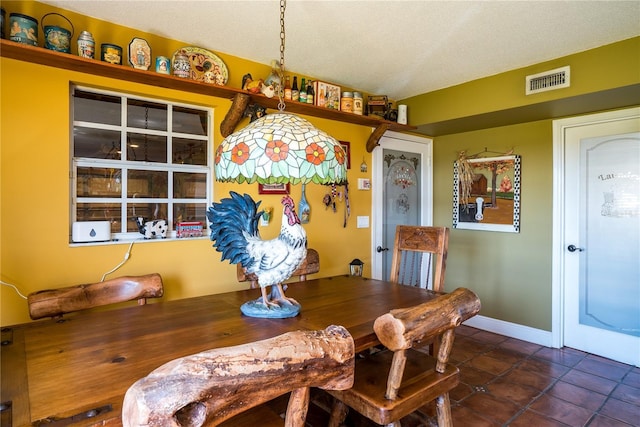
xmin=277 ymin=0 xmax=287 ymax=112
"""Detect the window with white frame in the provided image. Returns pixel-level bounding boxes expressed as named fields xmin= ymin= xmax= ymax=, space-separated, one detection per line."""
xmin=71 ymin=86 xmax=212 ymax=242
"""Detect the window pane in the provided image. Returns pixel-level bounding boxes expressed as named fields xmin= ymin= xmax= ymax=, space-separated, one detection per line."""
xmin=74 ymin=90 xmax=121 ymax=125
xmin=173 ymin=106 xmax=208 ymax=136
xmin=174 ymin=203 xmax=207 ymax=224
xmin=71 ymin=87 xmax=212 ymax=243
xmin=127 ymin=203 xmax=168 ymax=232
xmin=128 ymin=170 xmax=168 ymax=198
xmin=76 ymin=203 xmax=121 ymax=233
xmin=126 ymin=133 xmax=167 ymax=162
xmin=127 ymin=99 xmax=167 ymax=131
xmin=77 ymin=167 xmax=122 ymax=197
xmin=174 ymin=172 xmax=207 ymax=198
xmin=74 ymin=127 xmax=122 ymax=159
xmin=173 ymin=138 xmax=208 ymax=165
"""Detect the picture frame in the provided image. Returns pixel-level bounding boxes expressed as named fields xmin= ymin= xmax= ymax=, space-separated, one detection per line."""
xmin=340 ymin=141 xmax=351 ymax=169
xmin=258 ymin=183 xmax=290 ymax=195
xmin=314 ymin=81 xmax=341 ymax=110
xmin=452 ymin=154 xmax=521 ymax=233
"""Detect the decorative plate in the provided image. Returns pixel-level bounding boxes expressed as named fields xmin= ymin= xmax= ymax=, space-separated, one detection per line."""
xmin=128 ymin=37 xmax=152 ymax=70
xmin=173 ymin=46 xmax=228 ymax=85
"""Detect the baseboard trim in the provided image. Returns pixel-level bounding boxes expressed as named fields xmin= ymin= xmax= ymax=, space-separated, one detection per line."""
xmin=463 ymin=315 xmax=554 ymax=348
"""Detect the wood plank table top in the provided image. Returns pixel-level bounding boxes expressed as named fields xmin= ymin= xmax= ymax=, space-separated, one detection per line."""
xmin=1 ymin=275 xmax=439 ymax=426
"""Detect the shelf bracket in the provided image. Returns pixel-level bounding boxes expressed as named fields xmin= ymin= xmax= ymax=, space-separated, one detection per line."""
xmin=366 ymin=123 xmax=391 ymax=152
xmin=220 ymin=93 xmax=252 ymax=137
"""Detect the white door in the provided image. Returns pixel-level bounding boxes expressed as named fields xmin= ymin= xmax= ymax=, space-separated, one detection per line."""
xmin=553 ymin=108 xmax=640 ymax=366
xmin=372 ymin=131 xmax=433 ymax=280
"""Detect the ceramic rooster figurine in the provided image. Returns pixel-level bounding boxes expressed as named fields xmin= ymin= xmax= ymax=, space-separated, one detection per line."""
xmin=206 ymin=192 xmax=307 ymax=318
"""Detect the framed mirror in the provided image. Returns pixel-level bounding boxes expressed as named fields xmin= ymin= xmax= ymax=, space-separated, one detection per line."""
xmin=453 ymin=155 xmax=521 ymax=233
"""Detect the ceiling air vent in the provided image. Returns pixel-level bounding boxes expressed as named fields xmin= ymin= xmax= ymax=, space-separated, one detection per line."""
xmin=525 ymin=66 xmax=570 ymax=95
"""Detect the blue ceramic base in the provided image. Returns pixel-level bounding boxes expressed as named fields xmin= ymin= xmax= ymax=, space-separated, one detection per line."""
xmin=240 ymin=285 xmax=300 ymax=318
xmin=240 ymin=298 xmax=301 ymax=318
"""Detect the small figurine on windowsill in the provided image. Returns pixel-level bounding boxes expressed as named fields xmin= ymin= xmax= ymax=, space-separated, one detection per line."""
xmin=136 ymin=217 xmax=167 ymax=239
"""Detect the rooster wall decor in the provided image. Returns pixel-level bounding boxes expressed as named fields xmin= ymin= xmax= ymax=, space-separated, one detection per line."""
xmin=207 ymin=191 xmax=307 ymax=318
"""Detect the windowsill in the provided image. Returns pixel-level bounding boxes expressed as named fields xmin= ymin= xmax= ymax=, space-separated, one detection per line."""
xmin=69 ymin=235 xmax=209 ymax=247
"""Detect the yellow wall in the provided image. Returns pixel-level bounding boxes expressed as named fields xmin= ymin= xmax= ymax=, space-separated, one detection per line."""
xmin=0 ymin=2 xmax=373 ymax=325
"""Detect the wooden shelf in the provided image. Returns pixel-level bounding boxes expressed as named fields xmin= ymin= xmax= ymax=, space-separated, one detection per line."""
xmin=0 ymin=39 xmax=415 ymax=134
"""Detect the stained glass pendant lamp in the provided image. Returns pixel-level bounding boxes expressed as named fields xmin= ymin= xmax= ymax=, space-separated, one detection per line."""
xmin=214 ymin=0 xmax=347 ymax=186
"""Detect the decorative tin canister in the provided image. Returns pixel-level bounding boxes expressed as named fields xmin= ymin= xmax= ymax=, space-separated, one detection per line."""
xmin=173 ymin=50 xmax=190 ymax=78
xmin=9 ymin=13 xmax=38 ymax=46
xmin=156 ymin=56 xmax=170 ymax=74
xmin=42 ymin=12 xmax=73 ymax=53
xmin=101 ymin=43 xmax=123 ymax=65
xmin=353 ymin=92 xmax=363 ymax=115
xmin=77 ymin=30 xmax=95 ymax=59
xmin=340 ymin=92 xmax=354 ymax=113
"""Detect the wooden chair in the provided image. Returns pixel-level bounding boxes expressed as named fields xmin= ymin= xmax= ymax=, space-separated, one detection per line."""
xmin=27 ymin=273 xmax=164 ymax=320
xmin=122 ymin=325 xmax=355 ymax=427
xmin=390 ymin=226 xmax=449 ymax=292
xmin=327 ymin=288 xmax=481 ymax=427
xmin=237 ymin=248 xmax=320 ymax=289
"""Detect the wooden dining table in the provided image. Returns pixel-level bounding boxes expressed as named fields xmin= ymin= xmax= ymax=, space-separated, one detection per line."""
xmin=1 ymin=275 xmax=441 ymax=426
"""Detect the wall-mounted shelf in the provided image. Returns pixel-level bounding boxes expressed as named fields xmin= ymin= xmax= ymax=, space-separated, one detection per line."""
xmin=1 ymin=39 xmax=415 ymax=150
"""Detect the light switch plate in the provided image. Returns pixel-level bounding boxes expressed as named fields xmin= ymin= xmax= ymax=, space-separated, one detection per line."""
xmin=357 ymin=216 xmax=369 ymax=228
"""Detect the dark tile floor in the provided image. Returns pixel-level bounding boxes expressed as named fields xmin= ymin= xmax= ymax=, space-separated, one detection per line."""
xmin=445 ymin=325 xmax=640 ymax=427
xmin=306 ymin=325 xmax=639 ymax=427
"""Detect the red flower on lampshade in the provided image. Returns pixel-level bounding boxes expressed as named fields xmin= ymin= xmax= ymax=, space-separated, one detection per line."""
xmin=305 ymin=143 xmax=326 ymax=165
xmin=266 ymin=140 xmax=289 ymax=162
xmin=231 ymin=142 xmax=250 ymax=165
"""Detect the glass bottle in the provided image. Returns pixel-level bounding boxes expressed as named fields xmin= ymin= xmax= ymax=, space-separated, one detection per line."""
xmin=299 ymin=78 xmax=307 ymax=103
xmin=283 ymin=75 xmax=292 ymax=100
xmin=291 ymin=76 xmax=299 ymax=102
xmin=306 ymin=80 xmax=314 ymax=104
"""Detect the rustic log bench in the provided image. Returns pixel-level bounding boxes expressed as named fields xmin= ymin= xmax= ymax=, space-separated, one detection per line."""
xmin=122 ymin=325 xmax=355 ymax=427
xmin=27 ymin=273 xmax=164 ymax=320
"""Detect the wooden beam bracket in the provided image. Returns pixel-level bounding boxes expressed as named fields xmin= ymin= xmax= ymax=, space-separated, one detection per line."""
xmin=220 ymin=93 xmax=251 ymax=137
xmin=366 ymin=123 xmax=391 ymax=152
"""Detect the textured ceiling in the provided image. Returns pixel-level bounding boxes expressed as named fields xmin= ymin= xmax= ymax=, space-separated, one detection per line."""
xmin=41 ymin=1 xmax=640 ymax=100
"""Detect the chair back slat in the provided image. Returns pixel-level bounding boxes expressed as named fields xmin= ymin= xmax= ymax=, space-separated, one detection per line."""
xmin=390 ymin=226 xmax=449 ymax=291
xmin=28 ymin=273 xmax=164 ymax=320
xmin=123 ymin=325 xmax=354 ymax=427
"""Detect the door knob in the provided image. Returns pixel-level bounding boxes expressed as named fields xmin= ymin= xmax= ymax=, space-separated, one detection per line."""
xmin=567 ymin=244 xmax=584 ymax=252
xmin=376 ymin=246 xmax=388 ymax=253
